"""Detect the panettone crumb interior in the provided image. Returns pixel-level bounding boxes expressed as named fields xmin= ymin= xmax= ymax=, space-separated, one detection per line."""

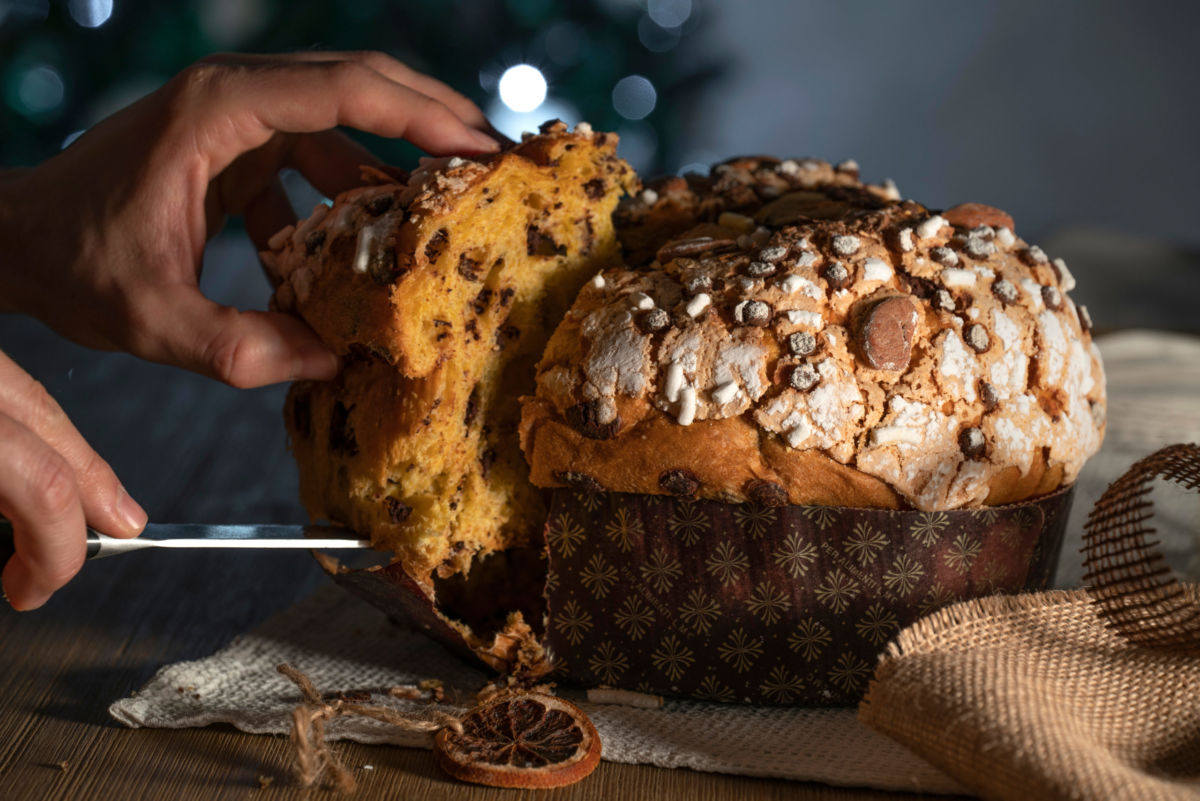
xmin=283 ymin=126 xmax=635 ymax=616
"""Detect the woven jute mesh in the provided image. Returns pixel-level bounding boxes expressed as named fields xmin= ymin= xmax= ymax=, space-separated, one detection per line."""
xmin=860 ymin=444 xmax=1200 ymax=801
xmin=1082 ymin=443 xmax=1200 ymax=650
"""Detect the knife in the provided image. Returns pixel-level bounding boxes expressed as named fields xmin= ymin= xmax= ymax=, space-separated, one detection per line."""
xmin=0 ymin=519 xmax=370 ymax=562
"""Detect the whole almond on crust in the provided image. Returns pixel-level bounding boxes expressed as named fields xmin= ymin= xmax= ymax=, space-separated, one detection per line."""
xmin=943 ymin=202 xmax=1014 ymax=232
xmin=858 ymin=295 xmax=919 ymax=372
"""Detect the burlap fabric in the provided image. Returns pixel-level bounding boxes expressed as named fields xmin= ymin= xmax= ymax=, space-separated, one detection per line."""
xmin=859 ymin=587 xmax=1200 ymax=800
xmin=860 ymin=444 xmax=1200 ymax=800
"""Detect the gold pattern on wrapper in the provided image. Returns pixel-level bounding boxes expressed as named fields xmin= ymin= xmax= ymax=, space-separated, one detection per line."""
xmin=548 ymin=514 xmax=586 ymax=557
xmin=857 ymin=603 xmax=900 ymax=646
xmin=679 ymin=590 xmax=722 ymax=635
xmin=604 ymin=507 xmax=642 ymax=552
xmin=588 ymin=642 xmax=629 ymax=685
xmin=760 ymin=665 xmax=805 ymax=703
xmin=846 ymin=523 xmax=888 ymax=566
xmin=545 ymin=487 xmax=1074 ymax=705
xmin=788 ymin=618 xmax=832 ymax=662
xmin=669 ymin=502 xmax=708 ymax=546
xmin=773 ymin=533 xmax=818 ymax=578
xmin=579 ymin=554 xmax=619 ymax=598
xmin=910 ymin=512 xmax=949 ymax=547
xmin=554 ymin=599 xmax=593 ymax=646
xmin=718 ymin=628 xmax=763 ymax=674
xmin=640 ymin=550 xmax=683 ymax=594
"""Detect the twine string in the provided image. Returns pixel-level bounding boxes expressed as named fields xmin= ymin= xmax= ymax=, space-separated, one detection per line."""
xmin=276 ymin=663 xmax=462 ymax=792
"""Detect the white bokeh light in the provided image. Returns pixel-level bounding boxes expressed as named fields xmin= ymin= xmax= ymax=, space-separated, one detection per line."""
xmin=68 ymin=0 xmax=113 ymax=28
xmin=612 ymin=75 xmax=657 ymax=120
xmin=498 ymin=64 xmax=548 ymax=114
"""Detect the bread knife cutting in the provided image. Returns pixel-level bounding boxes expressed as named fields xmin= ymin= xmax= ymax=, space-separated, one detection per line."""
xmin=0 ymin=519 xmax=370 ymax=562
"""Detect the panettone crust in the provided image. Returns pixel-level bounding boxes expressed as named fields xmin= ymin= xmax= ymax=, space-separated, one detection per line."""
xmin=521 ymin=159 xmax=1104 ymax=511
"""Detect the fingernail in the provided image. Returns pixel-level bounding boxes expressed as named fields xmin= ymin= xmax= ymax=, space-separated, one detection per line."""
xmin=117 ymin=486 xmax=148 ymax=534
xmin=468 ymin=128 xmax=501 ymax=152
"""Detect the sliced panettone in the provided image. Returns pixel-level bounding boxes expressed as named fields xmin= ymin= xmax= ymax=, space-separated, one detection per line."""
xmin=265 ymin=121 xmax=636 ymax=605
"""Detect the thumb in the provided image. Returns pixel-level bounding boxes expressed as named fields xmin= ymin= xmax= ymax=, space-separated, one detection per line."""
xmin=141 ymin=287 xmax=339 ymax=388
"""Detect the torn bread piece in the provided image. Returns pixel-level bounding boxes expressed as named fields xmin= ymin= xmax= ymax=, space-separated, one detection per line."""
xmin=267 ymin=121 xmax=636 ymax=673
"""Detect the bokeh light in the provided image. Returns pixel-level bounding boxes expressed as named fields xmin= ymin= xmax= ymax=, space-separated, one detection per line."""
xmin=638 ymin=14 xmax=680 ymax=52
xmin=647 ymin=0 xmax=691 ymax=28
xmin=498 ymin=64 xmax=548 ymax=113
xmin=16 ymin=64 xmax=64 ymax=116
xmin=612 ymin=74 xmax=656 ymax=120
xmin=487 ymin=96 xmax=579 ymax=143
xmin=1 ymin=2 xmax=718 ymax=178
xmin=67 ymin=0 xmax=113 ymax=28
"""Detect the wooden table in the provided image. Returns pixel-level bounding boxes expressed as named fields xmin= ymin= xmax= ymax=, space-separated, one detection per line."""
xmin=0 ymin=237 xmax=970 ymax=800
xmin=0 ymin=556 xmax=968 ymax=801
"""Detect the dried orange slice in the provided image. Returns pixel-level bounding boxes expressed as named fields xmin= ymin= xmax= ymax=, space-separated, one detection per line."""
xmin=433 ymin=692 xmax=601 ymax=788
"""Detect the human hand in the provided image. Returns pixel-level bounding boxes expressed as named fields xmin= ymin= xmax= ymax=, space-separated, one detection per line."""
xmin=0 ymin=349 xmax=147 ymax=610
xmin=0 ymin=51 xmax=500 ymax=388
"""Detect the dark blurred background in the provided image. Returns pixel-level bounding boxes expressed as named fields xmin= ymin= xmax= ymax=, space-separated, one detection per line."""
xmin=3 ymin=0 xmax=1199 ymax=334
xmin=0 ymin=0 xmax=1197 ymax=542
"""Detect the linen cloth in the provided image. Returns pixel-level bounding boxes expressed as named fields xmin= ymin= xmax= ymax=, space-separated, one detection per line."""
xmin=110 ymin=583 xmax=965 ymax=794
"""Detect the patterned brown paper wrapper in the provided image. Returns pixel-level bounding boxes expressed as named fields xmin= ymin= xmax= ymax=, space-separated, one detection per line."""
xmin=543 ymin=486 xmax=1074 ymax=706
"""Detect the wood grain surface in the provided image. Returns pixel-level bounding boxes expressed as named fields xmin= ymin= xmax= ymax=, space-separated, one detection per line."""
xmin=0 ymin=554 xmax=972 ymax=800
xmin=0 ymin=236 xmax=973 ymax=800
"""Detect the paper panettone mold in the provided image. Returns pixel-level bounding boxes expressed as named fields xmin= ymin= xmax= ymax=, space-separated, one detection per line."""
xmin=321 ymin=483 xmax=1073 ymax=706
xmin=544 ymin=487 xmax=1073 ymax=705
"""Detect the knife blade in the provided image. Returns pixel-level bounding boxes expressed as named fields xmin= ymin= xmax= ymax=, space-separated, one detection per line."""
xmin=0 ymin=519 xmax=370 ymax=562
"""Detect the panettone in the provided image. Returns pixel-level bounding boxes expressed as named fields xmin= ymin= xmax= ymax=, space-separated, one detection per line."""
xmin=269 ymin=133 xmax=1105 ymax=685
xmin=264 ymin=121 xmax=636 ymax=590
xmin=520 ymin=158 xmax=1106 ymax=511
